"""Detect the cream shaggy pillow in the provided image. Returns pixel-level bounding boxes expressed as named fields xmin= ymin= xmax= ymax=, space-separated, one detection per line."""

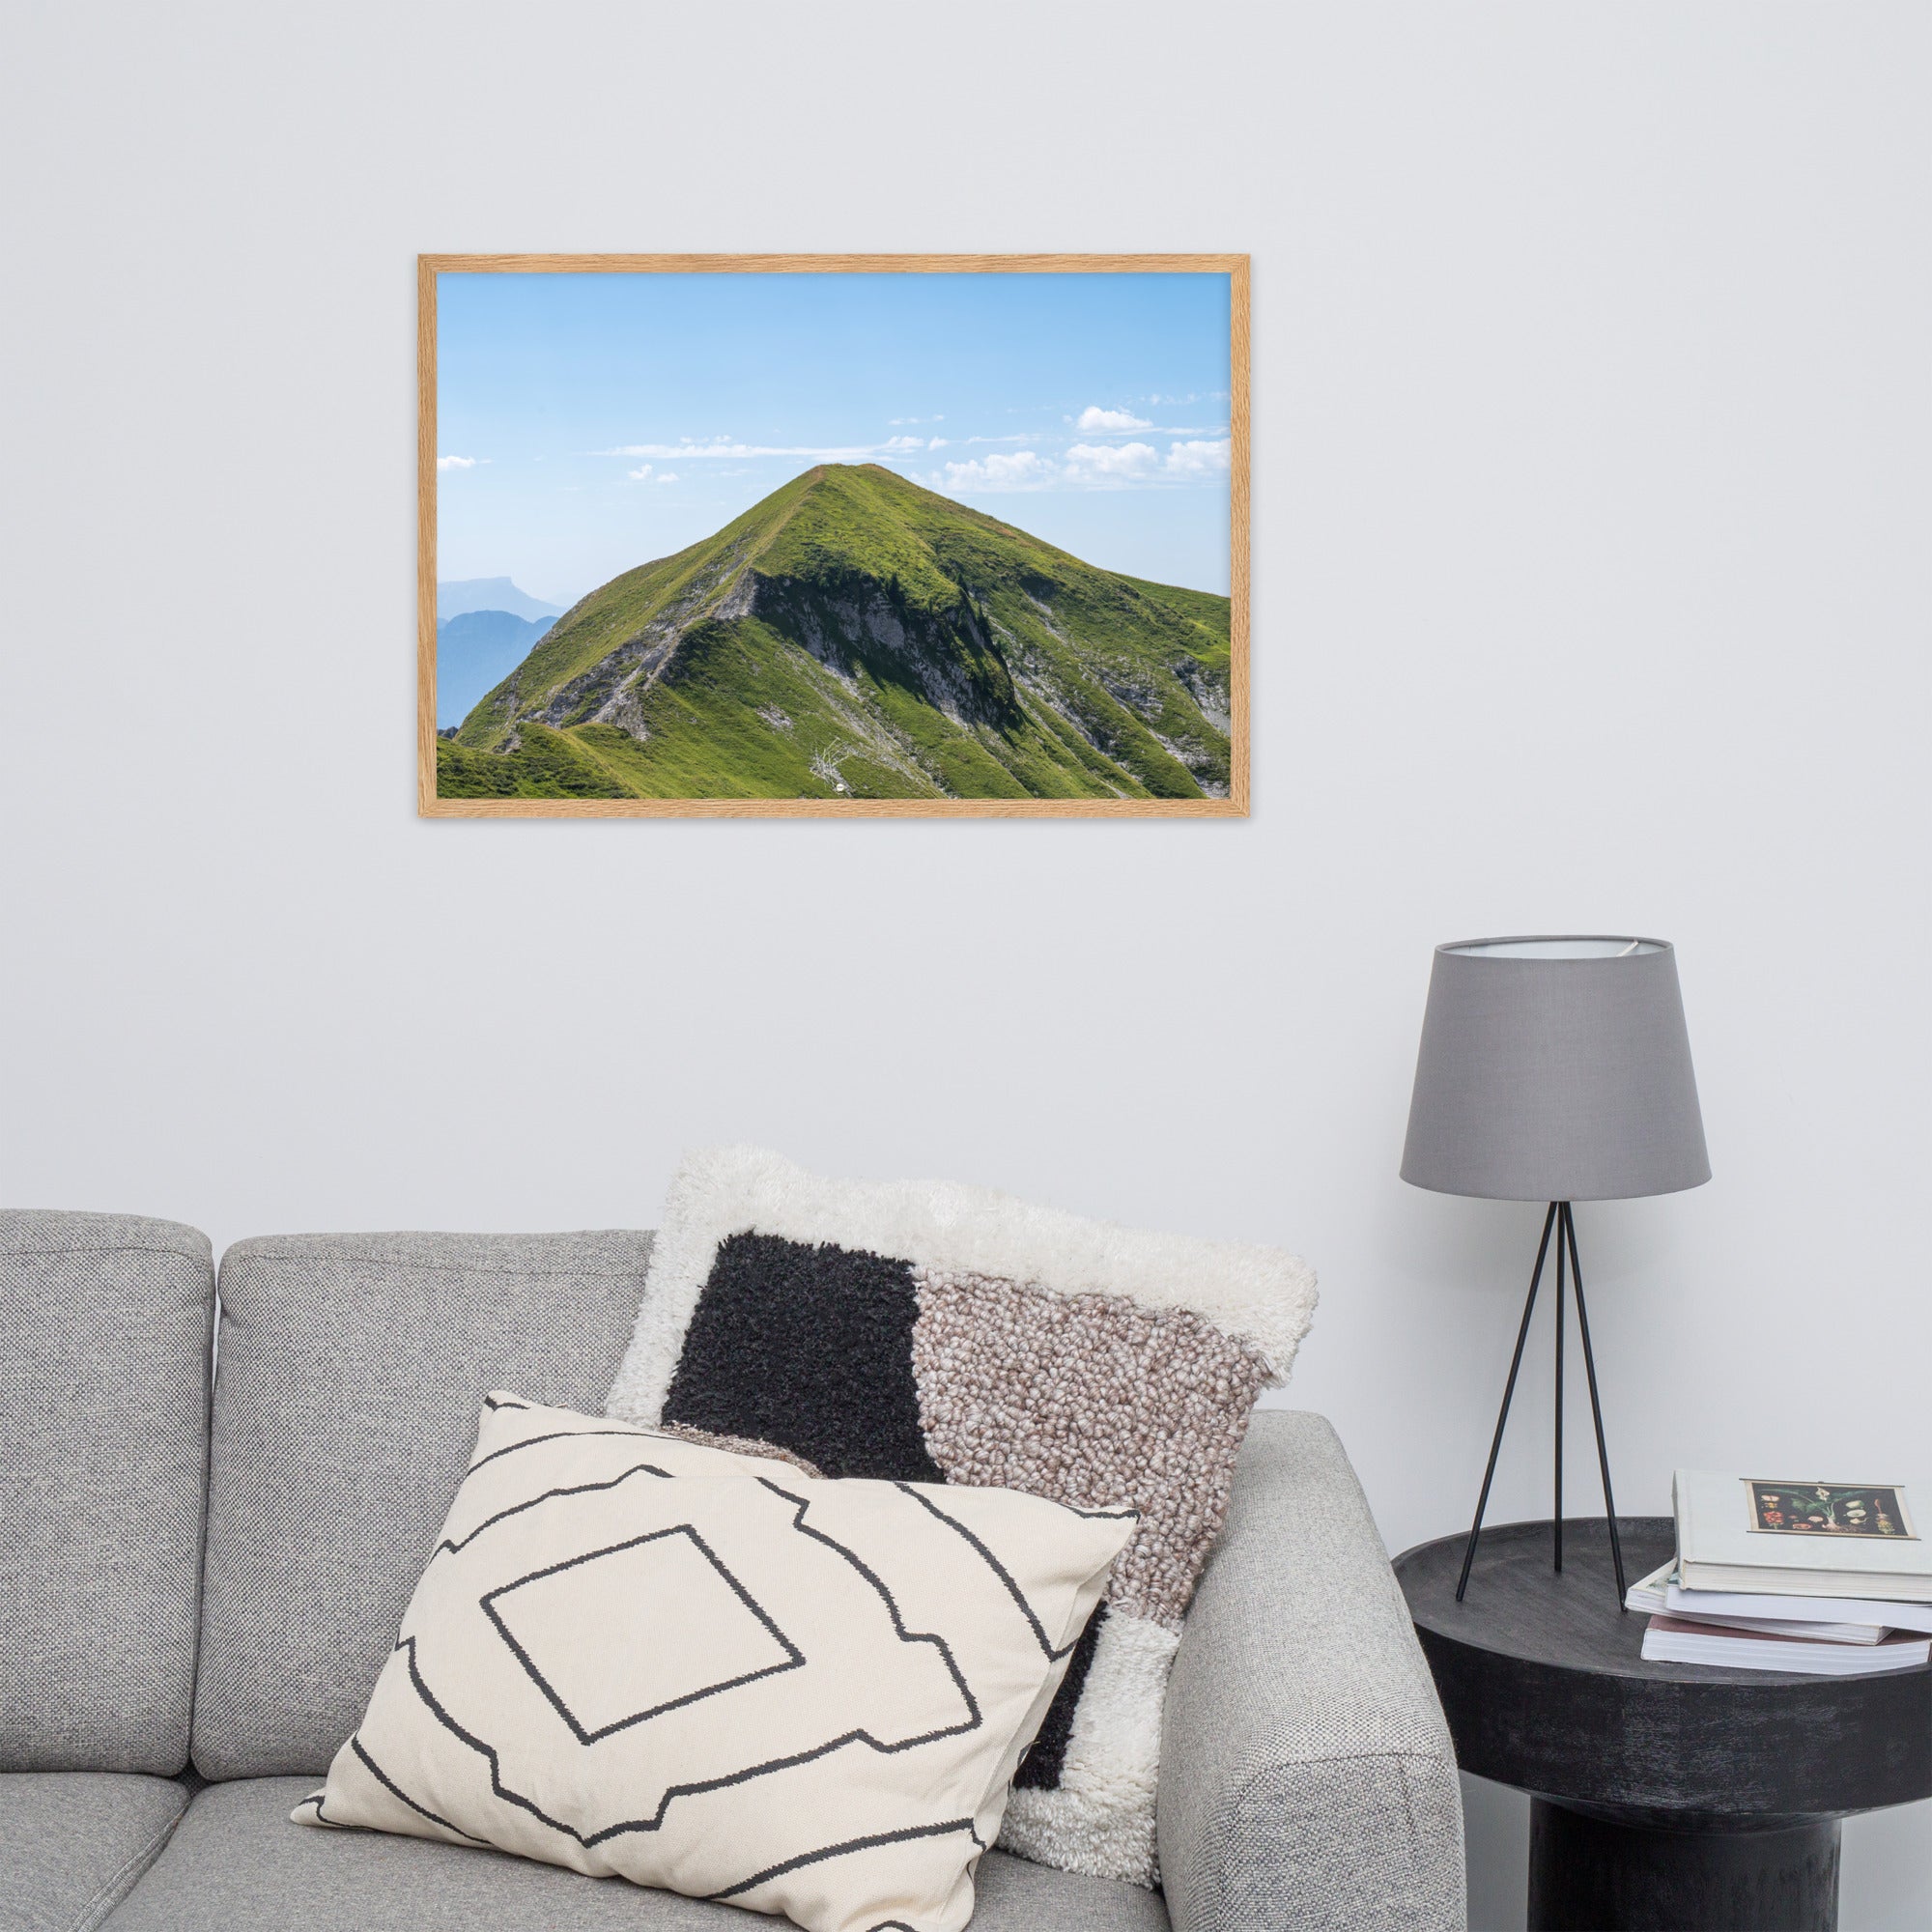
xmin=295 ymin=1395 xmax=1134 ymax=1932
xmin=605 ymin=1146 xmax=1319 ymax=1886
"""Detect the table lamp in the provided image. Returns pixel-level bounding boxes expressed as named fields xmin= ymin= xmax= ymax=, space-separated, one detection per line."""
xmin=1402 ymin=936 xmax=1709 ymax=1606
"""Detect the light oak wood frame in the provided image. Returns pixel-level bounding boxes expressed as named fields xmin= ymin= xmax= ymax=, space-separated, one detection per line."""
xmin=417 ymin=254 xmax=1250 ymax=818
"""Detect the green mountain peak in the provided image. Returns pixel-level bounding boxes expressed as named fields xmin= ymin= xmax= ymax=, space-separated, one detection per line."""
xmin=438 ymin=465 xmax=1232 ymax=803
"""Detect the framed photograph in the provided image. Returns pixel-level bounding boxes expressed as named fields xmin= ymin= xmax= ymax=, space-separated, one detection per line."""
xmin=418 ymin=255 xmax=1248 ymax=818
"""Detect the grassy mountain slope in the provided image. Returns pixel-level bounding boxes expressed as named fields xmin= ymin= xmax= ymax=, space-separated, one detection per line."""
xmin=439 ymin=464 xmax=1232 ymax=802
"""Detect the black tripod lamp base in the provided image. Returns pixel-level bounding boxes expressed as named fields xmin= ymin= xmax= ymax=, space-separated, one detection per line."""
xmin=1455 ymin=1201 xmax=1628 ymax=1608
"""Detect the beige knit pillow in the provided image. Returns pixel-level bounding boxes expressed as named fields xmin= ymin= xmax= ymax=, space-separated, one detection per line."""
xmin=295 ymin=1395 xmax=1133 ymax=1932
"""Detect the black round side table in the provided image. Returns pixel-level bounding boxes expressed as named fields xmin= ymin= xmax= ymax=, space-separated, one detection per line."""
xmin=1395 ymin=1518 xmax=1932 ymax=1932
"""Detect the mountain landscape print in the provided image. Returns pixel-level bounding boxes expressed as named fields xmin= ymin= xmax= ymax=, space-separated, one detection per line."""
xmin=422 ymin=257 xmax=1248 ymax=815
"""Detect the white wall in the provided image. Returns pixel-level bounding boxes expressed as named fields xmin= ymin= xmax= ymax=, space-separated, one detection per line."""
xmin=4 ymin=5 xmax=1927 ymax=1923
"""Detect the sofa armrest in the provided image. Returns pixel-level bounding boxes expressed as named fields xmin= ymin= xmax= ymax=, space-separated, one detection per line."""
xmin=1157 ymin=1410 xmax=1465 ymax=1932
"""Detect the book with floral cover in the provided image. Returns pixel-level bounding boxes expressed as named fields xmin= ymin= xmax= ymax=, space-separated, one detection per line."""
xmin=1674 ymin=1470 xmax=1932 ymax=1599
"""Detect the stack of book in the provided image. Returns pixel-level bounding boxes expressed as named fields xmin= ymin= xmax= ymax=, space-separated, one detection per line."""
xmin=1634 ymin=1471 xmax=1932 ymax=1675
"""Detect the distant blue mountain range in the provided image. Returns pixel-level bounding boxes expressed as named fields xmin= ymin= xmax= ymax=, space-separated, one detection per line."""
xmin=436 ymin=609 xmax=555 ymax=727
xmin=437 ymin=577 xmax=563 ymax=624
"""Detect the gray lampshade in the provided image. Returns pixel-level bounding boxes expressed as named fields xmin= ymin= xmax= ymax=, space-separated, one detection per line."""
xmin=1401 ymin=936 xmax=1710 ymax=1203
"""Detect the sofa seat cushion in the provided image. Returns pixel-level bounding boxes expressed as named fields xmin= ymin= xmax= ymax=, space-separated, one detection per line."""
xmin=0 ymin=1772 xmax=187 ymax=1932
xmin=100 ymin=1779 xmax=1170 ymax=1931
xmin=192 ymin=1232 xmax=657 ymax=1777
xmin=1 ymin=1212 xmax=214 ymax=1773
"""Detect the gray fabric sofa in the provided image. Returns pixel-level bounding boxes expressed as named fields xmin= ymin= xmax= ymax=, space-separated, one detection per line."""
xmin=0 ymin=1212 xmax=1465 ymax=1932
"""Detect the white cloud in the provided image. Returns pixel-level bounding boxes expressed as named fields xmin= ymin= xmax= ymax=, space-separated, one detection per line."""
xmin=935 ymin=450 xmax=1052 ymax=492
xmin=595 ymin=421 xmax=1228 ymax=497
xmin=930 ymin=433 xmax=1230 ymax=498
xmin=1072 ymin=406 xmax=1154 ymax=434
xmin=437 ymin=454 xmax=479 ymax=470
xmin=1065 ymin=440 xmax=1161 ymax=480
xmin=889 ymin=414 xmax=945 ymax=425
xmin=599 ymin=440 xmax=887 ymax=461
xmin=1164 ymin=438 xmax=1231 ymax=475
xmin=598 ymin=426 xmax=1038 ymax=468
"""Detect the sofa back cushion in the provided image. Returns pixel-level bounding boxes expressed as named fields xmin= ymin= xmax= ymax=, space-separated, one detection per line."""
xmin=0 ymin=1210 xmax=215 ymax=1773
xmin=190 ymin=1231 xmax=654 ymax=1778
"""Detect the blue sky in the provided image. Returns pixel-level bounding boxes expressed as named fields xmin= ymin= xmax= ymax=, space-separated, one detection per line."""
xmin=436 ymin=271 xmax=1233 ymax=607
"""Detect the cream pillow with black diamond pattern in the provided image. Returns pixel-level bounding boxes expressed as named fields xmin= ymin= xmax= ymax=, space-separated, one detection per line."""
xmin=294 ymin=1394 xmax=1135 ymax=1932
